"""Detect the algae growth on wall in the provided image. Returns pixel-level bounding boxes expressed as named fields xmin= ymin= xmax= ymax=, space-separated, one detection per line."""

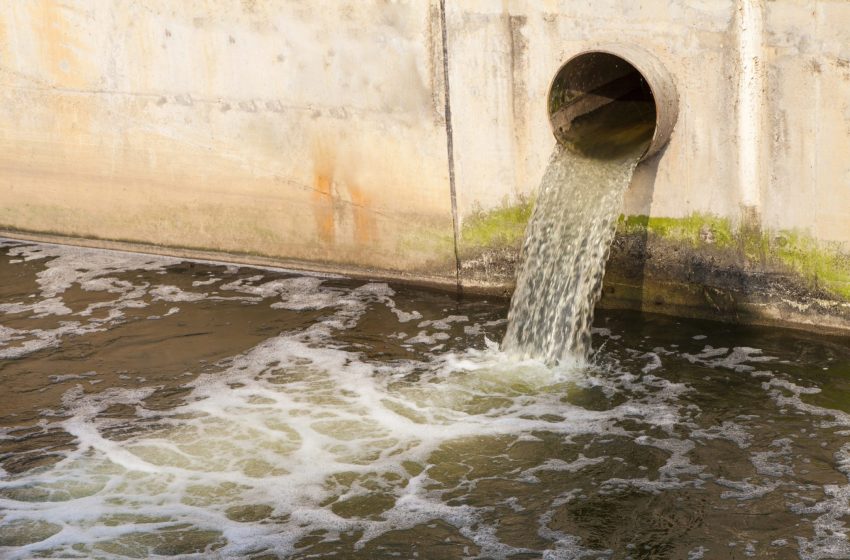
xmin=458 ymin=204 xmax=850 ymax=333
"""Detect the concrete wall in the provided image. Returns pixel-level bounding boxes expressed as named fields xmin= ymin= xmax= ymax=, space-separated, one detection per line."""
xmin=1 ymin=1 xmax=849 ymax=332
xmin=0 ymin=0 xmax=457 ymax=284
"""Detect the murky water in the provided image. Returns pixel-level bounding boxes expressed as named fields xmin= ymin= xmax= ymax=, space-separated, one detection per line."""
xmin=503 ymin=145 xmax=641 ymax=364
xmin=1 ymin=239 xmax=850 ymax=559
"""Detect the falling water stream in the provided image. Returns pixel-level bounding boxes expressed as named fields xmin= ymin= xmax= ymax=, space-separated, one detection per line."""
xmin=503 ymin=81 xmax=656 ymax=365
xmin=501 ymin=145 xmax=641 ymax=364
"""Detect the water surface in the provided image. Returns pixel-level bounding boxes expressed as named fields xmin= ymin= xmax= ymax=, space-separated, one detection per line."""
xmin=1 ymin=240 xmax=849 ymax=559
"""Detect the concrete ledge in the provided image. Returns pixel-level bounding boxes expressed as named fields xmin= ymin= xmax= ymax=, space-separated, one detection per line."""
xmin=602 ymin=232 xmax=850 ymax=338
xmin=0 ymin=229 xmax=460 ymax=295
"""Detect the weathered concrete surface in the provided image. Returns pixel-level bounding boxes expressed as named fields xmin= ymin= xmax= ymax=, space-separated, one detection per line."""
xmin=1 ymin=1 xmax=850 ymax=334
xmin=0 ymin=1 xmax=457 ymax=282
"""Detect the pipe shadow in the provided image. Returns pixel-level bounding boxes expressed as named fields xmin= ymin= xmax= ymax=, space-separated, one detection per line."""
xmin=601 ymin=149 xmax=662 ymax=313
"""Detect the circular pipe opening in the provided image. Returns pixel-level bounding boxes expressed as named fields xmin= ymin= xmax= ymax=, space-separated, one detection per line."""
xmin=548 ymin=49 xmax=678 ymax=161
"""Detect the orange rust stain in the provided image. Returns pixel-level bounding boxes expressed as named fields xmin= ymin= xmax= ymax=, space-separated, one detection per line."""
xmin=311 ymin=140 xmax=338 ymax=247
xmin=28 ymin=1 xmax=97 ymax=144
xmin=0 ymin=15 xmax=8 ymax=74
xmin=347 ymin=184 xmax=376 ymax=245
xmin=312 ymin=173 xmax=335 ymax=245
xmin=34 ymin=1 xmax=93 ymax=89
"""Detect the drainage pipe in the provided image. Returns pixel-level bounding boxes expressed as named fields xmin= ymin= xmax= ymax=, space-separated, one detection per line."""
xmin=548 ymin=46 xmax=678 ymax=161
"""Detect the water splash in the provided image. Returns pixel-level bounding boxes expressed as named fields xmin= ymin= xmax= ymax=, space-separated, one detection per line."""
xmin=502 ymin=145 xmax=641 ymax=364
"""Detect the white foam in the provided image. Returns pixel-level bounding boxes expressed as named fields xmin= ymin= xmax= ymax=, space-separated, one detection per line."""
xmin=601 ymin=436 xmax=705 ymax=495
xmin=715 ymin=478 xmax=782 ymax=501
xmin=688 ymin=546 xmax=708 ymax=559
xmin=405 ymin=331 xmax=451 ymax=345
xmin=751 ymin=438 xmax=794 ymax=477
xmin=692 ymin=421 xmax=753 ymax=449
xmin=683 ymin=346 xmax=776 ymax=373
xmin=0 ymin=297 xmax=72 ymax=318
xmin=520 ymin=455 xmax=606 ymax=483
xmin=417 ymin=315 xmax=468 ymax=330
xmin=0 ymin=322 xmax=106 ymax=360
xmin=641 ymin=352 xmax=663 ymax=373
xmin=0 ymin=242 xmax=375 ymax=360
xmin=0 ymin=279 xmax=704 ymax=559
xmin=7 ymin=243 xmax=179 ymax=300
xmin=149 ymin=285 xmax=207 ymax=302
xmin=4 ymin=239 xmax=850 ymax=559
xmin=792 ymin=444 xmax=850 ymax=560
xmin=0 ymin=243 xmax=183 ymax=358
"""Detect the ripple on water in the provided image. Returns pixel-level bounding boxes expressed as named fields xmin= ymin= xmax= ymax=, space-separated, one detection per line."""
xmin=0 ymin=240 xmax=849 ymax=558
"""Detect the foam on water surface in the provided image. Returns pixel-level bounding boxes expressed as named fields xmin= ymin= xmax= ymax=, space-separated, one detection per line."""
xmin=1 ymin=240 xmax=850 ymax=559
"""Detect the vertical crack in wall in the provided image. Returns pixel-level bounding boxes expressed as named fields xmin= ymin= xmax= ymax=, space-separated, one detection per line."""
xmin=439 ymin=0 xmax=462 ymax=294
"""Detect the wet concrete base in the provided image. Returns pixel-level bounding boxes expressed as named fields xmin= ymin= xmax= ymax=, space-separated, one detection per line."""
xmin=459 ymin=230 xmax=850 ymax=338
xmin=0 ymin=229 xmax=460 ymax=294
xmin=601 ymin=232 xmax=850 ymax=336
xmin=4 ymin=228 xmax=850 ymax=338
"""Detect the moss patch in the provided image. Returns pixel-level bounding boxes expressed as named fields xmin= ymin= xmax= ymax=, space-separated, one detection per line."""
xmin=771 ymin=232 xmax=850 ymax=300
xmin=618 ymin=213 xmax=736 ymax=249
xmin=618 ymin=213 xmax=850 ymax=301
xmin=460 ymin=198 xmax=534 ymax=252
xmin=450 ymin=199 xmax=850 ymax=303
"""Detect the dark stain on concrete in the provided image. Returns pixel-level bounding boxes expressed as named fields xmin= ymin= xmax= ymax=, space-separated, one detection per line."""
xmin=459 ymin=225 xmax=850 ymax=335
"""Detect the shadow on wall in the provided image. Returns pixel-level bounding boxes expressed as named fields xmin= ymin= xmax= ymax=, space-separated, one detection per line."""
xmin=602 ymin=151 xmax=662 ymax=311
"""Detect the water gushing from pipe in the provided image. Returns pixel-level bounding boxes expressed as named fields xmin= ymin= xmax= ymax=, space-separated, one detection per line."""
xmin=501 ymin=145 xmax=642 ymax=364
xmin=503 ymin=48 xmax=677 ymax=364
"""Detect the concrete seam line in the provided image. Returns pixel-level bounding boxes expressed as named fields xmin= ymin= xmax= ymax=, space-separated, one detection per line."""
xmin=439 ymin=0 xmax=462 ymax=294
xmin=737 ymin=0 xmax=765 ymax=212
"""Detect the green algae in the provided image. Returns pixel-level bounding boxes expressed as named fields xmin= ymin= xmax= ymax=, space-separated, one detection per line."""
xmin=618 ymin=213 xmax=850 ymax=301
xmin=458 ymin=202 xmax=850 ymax=302
xmin=459 ymin=198 xmax=534 ymax=251
xmin=771 ymin=232 xmax=850 ymax=300
xmin=617 ymin=213 xmax=736 ymax=249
